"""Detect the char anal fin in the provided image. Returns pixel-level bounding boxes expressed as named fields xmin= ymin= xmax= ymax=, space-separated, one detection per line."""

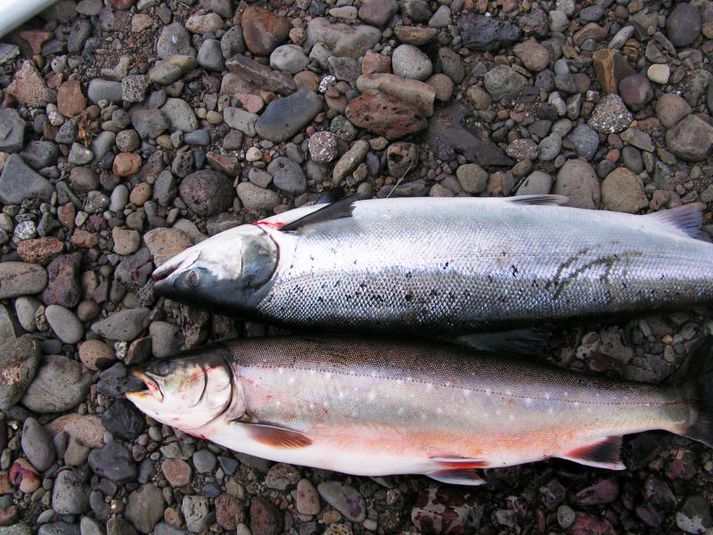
xmin=558 ymin=436 xmax=626 ymax=470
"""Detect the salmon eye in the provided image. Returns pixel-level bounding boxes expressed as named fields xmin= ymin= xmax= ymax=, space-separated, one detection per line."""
xmin=187 ymin=270 xmax=201 ymax=288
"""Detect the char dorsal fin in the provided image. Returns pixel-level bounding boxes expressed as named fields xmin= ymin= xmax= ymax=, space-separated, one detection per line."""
xmin=558 ymin=436 xmax=626 ymax=470
xmin=644 ymin=203 xmax=706 ymax=240
xmin=506 ymin=194 xmax=569 ymax=206
xmin=281 ymin=194 xmax=362 ymax=232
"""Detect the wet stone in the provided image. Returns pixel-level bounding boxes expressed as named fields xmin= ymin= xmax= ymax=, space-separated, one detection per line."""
xmin=101 ymin=399 xmax=146 ymax=441
xmin=88 ymin=442 xmax=137 ymax=482
xmin=22 ymin=355 xmax=92 ymax=413
xmin=459 ymin=13 xmax=521 ymax=51
xmin=255 ymin=89 xmax=323 ymax=143
xmin=317 ymin=481 xmax=365 ymax=522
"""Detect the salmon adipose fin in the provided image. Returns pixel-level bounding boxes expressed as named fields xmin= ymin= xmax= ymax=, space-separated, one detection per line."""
xmin=645 ymin=202 xmax=706 ymax=240
xmin=676 ymin=337 xmax=713 ymax=448
xmin=558 ymin=436 xmax=626 ymax=470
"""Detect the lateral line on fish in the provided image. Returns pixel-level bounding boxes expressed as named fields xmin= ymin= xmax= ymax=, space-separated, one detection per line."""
xmin=237 ymin=363 xmax=688 ymax=407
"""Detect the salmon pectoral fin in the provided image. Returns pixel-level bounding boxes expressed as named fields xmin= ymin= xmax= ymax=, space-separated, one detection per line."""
xmin=244 ymin=423 xmax=313 ymax=449
xmin=427 ymin=469 xmax=486 ymax=486
xmin=558 ymin=436 xmax=626 ymax=470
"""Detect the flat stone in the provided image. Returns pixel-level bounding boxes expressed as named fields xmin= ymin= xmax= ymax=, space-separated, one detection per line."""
xmin=161 ymin=459 xmax=191 ymax=487
xmin=52 ymin=469 xmax=89 ymax=514
xmin=21 ymin=417 xmax=55 ymax=471
xmin=656 ymin=93 xmax=692 ymax=128
xmin=91 ymin=308 xmax=150 ymax=341
xmin=267 ymin=157 xmax=306 ymax=195
xmin=620 ymin=128 xmax=654 ymax=152
xmin=358 ymin=0 xmax=397 ymax=26
xmin=592 ymin=49 xmax=635 ymax=94
xmin=356 ymin=74 xmax=435 ymax=117
xmin=22 ymin=355 xmax=92 ymax=413
xmin=601 ymin=167 xmax=648 ymax=213
xmin=0 ymin=109 xmax=26 ymax=152
xmin=269 ymin=44 xmax=309 ymax=74
xmin=144 ymin=228 xmax=192 ymax=266
xmin=0 ymin=154 xmax=54 ymax=205
xmin=305 ymin=18 xmax=381 ymax=58
xmin=161 ymin=98 xmax=198 ymax=132
xmin=513 ymin=40 xmax=550 ymax=71
xmin=125 ymin=484 xmax=165 ymax=534
xmin=149 ymin=56 xmax=198 ymax=85
xmin=667 ymin=3 xmax=702 ymax=47
xmin=223 ymin=107 xmax=258 ymax=137
xmin=333 ymin=140 xmax=369 ymax=183
xmin=345 ymin=90 xmax=426 ymax=140
xmin=665 ymin=115 xmax=713 ymax=161
xmin=0 ymin=262 xmax=47 ymax=299
xmin=121 ymin=75 xmax=150 ymax=103
xmin=317 ymin=481 xmax=366 ymax=522
xmin=87 ymin=79 xmax=122 ymax=103
xmin=78 ymin=339 xmax=115 ymax=371
xmin=619 ymin=74 xmax=653 ymax=111
xmin=185 ymin=13 xmax=223 ymax=34
xmin=41 ymin=253 xmax=81 ymax=308
xmin=425 ymin=104 xmax=513 ymax=168
xmin=57 ymin=80 xmax=86 ymax=117
xmin=45 ymin=305 xmax=83 ymax=344
xmin=393 ymin=26 xmax=437 ymax=45
xmin=255 ymin=89 xmax=323 ymax=143
xmin=554 ymin=158 xmax=600 ymax=209
xmin=88 ymin=442 xmax=136 ymax=482
xmin=181 ymin=496 xmax=209 ymax=533
xmin=484 ymin=65 xmax=527 ymax=101
xmin=566 ymin=123 xmax=599 ymax=160
xmin=517 ymin=170 xmax=552 ymax=195
xmin=236 ymin=182 xmax=281 ymax=211
xmin=131 ymin=109 xmax=170 ymax=139
xmin=392 ymin=44 xmax=432 ymax=81
xmin=156 ymin=22 xmax=195 ymax=59
xmin=225 ymin=54 xmax=295 ymax=95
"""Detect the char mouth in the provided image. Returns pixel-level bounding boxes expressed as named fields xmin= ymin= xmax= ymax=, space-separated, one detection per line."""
xmin=128 ymin=370 xmax=164 ymax=401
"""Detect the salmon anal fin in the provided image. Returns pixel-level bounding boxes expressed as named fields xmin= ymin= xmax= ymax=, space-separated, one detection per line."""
xmin=559 ymin=436 xmax=626 ymax=470
xmin=427 ymin=469 xmax=486 ymax=486
xmin=245 ymin=423 xmax=312 ymax=449
xmin=506 ymin=194 xmax=568 ymax=206
xmin=430 ymin=456 xmax=488 ymax=470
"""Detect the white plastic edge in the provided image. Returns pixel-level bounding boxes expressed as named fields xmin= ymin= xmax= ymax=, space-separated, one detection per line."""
xmin=0 ymin=0 xmax=60 ymax=39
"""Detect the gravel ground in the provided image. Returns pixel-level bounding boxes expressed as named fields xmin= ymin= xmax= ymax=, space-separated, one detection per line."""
xmin=0 ymin=0 xmax=712 ymax=533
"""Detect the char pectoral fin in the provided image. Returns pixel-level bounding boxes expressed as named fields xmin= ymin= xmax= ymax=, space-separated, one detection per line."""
xmin=243 ymin=423 xmax=313 ymax=449
xmin=427 ymin=456 xmax=488 ymax=486
xmin=558 ymin=436 xmax=626 ymax=470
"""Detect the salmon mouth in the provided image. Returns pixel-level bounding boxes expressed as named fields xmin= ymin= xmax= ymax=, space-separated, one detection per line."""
xmin=151 ymin=263 xmax=177 ymax=283
xmin=151 ymin=250 xmax=201 ymax=283
xmin=128 ymin=370 xmax=164 ymax=401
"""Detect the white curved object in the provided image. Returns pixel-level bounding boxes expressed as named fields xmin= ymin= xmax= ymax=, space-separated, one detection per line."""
xmin=0 ymin=0 xmax=59 ymax=39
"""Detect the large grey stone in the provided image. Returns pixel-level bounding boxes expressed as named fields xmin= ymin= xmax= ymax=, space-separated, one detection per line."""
xmin=305 ymin=18 xmax=381 ymax=58
xmin=255 ymin=89 xmax=323 ymax=143
xmin=0 ymin=108 xmax=25 ymax=152
xmin=0 ymin=154 xmax=54 ymax=204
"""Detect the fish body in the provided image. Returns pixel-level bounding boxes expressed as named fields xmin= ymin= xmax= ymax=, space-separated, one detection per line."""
xmin=152 ymin=197 xmax=713 ymax=333
xmin=126 ymin=336 xmax=713 ymax=485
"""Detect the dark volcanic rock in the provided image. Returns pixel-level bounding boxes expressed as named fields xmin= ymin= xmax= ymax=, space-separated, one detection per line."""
xmin=41 ymin=253 xmax=82 ymax=308
xmin=458 ymin=13 xmax=521 ymax=51
xmin=101 ymin=399 xmax=146 ymax=441
xmin=424 ymin=104 xmax=513 ymax=168
xmin=179 ymin=170 xmax=235 ymax=217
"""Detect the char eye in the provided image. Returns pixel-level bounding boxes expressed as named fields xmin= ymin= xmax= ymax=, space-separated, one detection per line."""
xmin=186 ymin=270 xmax=201 ymax=288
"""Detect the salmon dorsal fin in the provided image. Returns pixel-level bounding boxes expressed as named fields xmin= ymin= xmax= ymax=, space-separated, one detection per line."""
xmin=644 ymin=203 xmax=705 ymax=240
xmin=427 ymin=469 xmax=486 ymax=486
xmin=558 ymin=436 xmax=626 ymax=470
xmin=244 ymin=423 xmax=313 ymax=449
xmin=281 ymin=194 xmax=361 ymax=232
xmin=505 ymin=194 xmax=568 ymax=206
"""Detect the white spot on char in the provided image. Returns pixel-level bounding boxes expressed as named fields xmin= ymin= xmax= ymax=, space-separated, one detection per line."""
xmin=462 ymin=389 xmax=471 ymax=397
xmin=309 ymin=370 xmax=315 ymax=376
xmin=485 ymin=389 xmax=492 ymax=396
xmin=309 ymin=403 xmax=315 ymax=410
xmin=436 ymin=407 xmax=443 ymax=415
xmin=398 ymin=407 xmax=405 ymax=415
xmin=574 ymin=401 xmax=580 ymax=407
xmin=368 ymin=391 xmax=377 ymax=402
xmin=278 ymin=367 xmax=284 ymax=375
xmin=545 ymin=393 xmax=551 ymax=400
xmin=426 ymin=383 xmax=433 ymax=391
xmin=288 ymin=377 xmax=296 ymax=385
xmin=548 ymin=408 xmax=554 ymax=414
xmin=509 ymin=414 xmax=514 ymax=421
xmin=525 ymin=397 xmax=533 ymax=404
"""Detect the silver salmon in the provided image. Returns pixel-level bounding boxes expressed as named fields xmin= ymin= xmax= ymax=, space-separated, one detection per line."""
xmin=151 ymin=196 xmax=713 ymax=333
xmin=126 ymin=336 xmax=713 ymax=485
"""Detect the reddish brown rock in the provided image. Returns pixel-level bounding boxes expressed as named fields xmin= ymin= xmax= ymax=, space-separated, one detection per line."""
xmin=0 ymin=505 xmax=18 ymax=526
xmin=41 ymin=253 xmax=81 ymax=308
xmin=161 ymin=459 xmax=191 ymax=487
xmin=8 ymin=459 xmax=40 ymax=493
xmin=241 ymin=6 xmax=290 ymax=56
xmin=591 ymin=49 xmax=635 ymax=94
xmin=216 ymin=494 xmax=244 ymax=530
xmin=8 ymin=61 xmax=55 ymax=106
xmin=57 ymin=80 xmax=86 ymax=118
xmin=16 ymin=237 xmax=64 ymax=266
xmin=411 ymin=487 xmax=481 ymax=534
xmin=143 ymin=228 xmax=192 ymax=266
xmin=573 ymin=23 xmax=608 ymax=47
xmin=71 ymin=230 xmax=98 ymax=248
xmin=249 ymin=497 xmax=283 ymax=535
xmin=362 ymin=50 xmax=391 ymax=75
xmin=18 ymin=30 xmax=53 ymax=55
xmin=207 ymin=152 xmax=239 ymax=175
xmin=78 ymin=339 xmax=115 ymax=371
xmin=345 ymin=90 xmax=427 ymax=140
xmin=113 ymin=153 xmax=142 ymax=177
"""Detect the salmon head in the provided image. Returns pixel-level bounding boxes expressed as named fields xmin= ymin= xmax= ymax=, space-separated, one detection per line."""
xmin=126 ymin=348 xmax=235 ymax=431
xmin=151 ymin=225 xmax=278 ymax=311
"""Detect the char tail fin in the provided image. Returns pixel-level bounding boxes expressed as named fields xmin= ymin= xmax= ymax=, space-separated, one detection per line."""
xmin=675 ymin=336 xmax=713 ymax=448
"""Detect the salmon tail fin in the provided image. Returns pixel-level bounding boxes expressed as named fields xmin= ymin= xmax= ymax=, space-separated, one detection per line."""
xmin=675 ymin=336 xmax=713 ymax=448
xmin=644 ymin=202 xmax=707 ymax=241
